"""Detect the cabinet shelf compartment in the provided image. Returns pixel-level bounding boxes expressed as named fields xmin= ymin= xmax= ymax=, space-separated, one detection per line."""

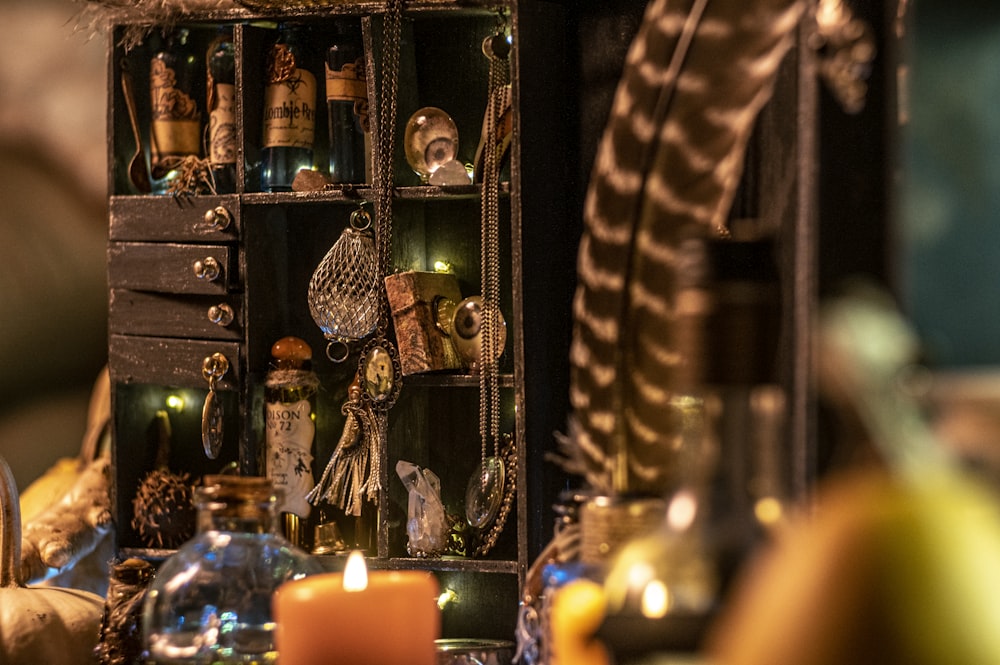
xmin=386 ymin=383 xmax=519 ymax=562
xmin=110 ymin=381 xmax=243 ymax=551
xmin=110 ymin=23 xmax=233 ymax=198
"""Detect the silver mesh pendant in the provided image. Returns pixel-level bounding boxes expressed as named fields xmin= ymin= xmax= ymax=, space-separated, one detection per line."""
xmin=308 ymin=217 xmax=380 ymax=346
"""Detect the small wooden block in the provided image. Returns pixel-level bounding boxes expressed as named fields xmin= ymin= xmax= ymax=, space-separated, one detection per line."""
xmin=385 ymin=271 xmax=463 ymax=375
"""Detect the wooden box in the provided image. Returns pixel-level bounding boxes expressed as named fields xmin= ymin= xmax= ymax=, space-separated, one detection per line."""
xmin=385 ymin=271 xmax=463 ymax=375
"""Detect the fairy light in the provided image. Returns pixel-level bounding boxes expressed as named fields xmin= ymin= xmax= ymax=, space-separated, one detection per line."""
xmin=436 ymin=588 xmax=459 ymax=610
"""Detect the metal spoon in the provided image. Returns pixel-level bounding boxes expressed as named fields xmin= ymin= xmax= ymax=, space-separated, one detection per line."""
xmin=120 ymin=64 xmax=151 ymax=194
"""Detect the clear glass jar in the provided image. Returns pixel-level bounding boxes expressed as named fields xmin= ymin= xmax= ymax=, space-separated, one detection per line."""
xmin=143 ymin=475 xmax=322 ymax=664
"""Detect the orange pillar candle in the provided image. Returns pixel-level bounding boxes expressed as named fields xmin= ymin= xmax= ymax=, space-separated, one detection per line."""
xmin=274 ymin=551 xmax=441 ymax=665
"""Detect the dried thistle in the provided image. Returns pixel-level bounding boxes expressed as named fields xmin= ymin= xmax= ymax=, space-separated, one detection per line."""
xmin=130 ymin=410 xmax=196 ymax=549
xmin=131 ymin=468 xmax=195 ymax=549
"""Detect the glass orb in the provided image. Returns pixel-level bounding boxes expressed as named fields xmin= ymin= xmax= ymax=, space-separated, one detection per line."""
xmin=404 ymin=107 xmax=459 ymax=182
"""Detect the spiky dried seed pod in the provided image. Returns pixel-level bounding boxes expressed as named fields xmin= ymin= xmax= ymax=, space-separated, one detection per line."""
xmin=130 ymin=470 xmax=195 ymax=549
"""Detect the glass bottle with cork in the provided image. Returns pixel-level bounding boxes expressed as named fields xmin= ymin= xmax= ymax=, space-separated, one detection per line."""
xmin=260 ymin=23 xmax=318 ymax=192
xmin=143 ymin=475 xmax=322 ymax=664
xmin=264 ymin=336 xmax=320 ymax=547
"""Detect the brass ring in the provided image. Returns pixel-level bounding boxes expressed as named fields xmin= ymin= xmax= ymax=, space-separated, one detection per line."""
xmin=326 ymin=340 xmax=351 ymax=364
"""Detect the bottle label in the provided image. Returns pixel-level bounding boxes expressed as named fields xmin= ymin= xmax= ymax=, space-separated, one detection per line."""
xmin=149 ymin=59 xmax=201 ymax=161
xmin=209 ymin=82 xmax=237 ymax=165
xmin=326 ymin=59 xmax=370 ymax=132
xmin=151 ymin=120 xmax=201 ymax=159
xmin=324 ymin=62 xmax=366 ymax=101
xmin=263 ymin=45 xmax=316 ymax=150
xmin=265 ymin=399 xmax=315 ymax=518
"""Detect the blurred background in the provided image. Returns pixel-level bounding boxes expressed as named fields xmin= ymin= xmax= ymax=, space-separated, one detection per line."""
xmin=0 ymin=0 xmax=108 ymax=488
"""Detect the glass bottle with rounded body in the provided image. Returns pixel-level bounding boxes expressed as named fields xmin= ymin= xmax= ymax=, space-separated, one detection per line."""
xmin=326 ymin=22 xmax=370 ymax=184
xmin=143 ymin=475 xmax=322 ymax=664
xmin=264 ymin=336 xmax=319 ymax=545
xmin=149 ymin=27 xmax=202 ymax=195
xmin=207 ymin=27 xmax=237 ymax=194
xmin=260 ymin=24 xmax=317 ymax=192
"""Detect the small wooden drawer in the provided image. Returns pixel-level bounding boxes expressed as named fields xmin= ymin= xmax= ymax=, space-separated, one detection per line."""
xmin=109 ymin=195 xmax=240 ymax=242
xmin=109 ymin=289 xmax=243 ymax=340
xmin=109 ymin=334 xmax=241 ymax=390
xmin=108 ymin=242 xmax=238 ymax=294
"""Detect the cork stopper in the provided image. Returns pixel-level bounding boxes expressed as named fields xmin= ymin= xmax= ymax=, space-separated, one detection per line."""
xmin=271 ymin=336 xmax=313 ymax=369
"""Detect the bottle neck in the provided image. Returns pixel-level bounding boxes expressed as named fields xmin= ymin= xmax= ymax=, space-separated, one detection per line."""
xmin=195 ymin=477 xmax=282 ymax=535
xmin=197 ymin=497 xmax=280 ymax=534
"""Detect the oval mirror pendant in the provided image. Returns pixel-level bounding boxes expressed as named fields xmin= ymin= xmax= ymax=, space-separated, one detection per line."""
xmin=465 ymin=456 xmax=505 ymax=529
xmin=362 ymin=344 xmax=395 ymax=402
xmin=202 ymin=389 xmax=224 ymax=459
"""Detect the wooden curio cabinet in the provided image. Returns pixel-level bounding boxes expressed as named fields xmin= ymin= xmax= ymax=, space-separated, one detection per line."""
xmin=105 ymin=0 xmax=575 ymax=641
xmin=104 ymin=0 xmax=820 ymax=649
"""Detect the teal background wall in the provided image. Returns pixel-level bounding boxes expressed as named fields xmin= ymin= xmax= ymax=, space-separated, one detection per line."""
xmin=900 ymin=3 xmax=1000 ymax=367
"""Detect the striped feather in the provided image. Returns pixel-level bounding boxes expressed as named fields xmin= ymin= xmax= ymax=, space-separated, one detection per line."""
xmin=567 ymin=0 xmax=804 ymax=495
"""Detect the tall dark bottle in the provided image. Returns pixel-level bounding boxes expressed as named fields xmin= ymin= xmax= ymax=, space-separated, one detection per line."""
xmin=260 ymin=24 xmax=317 ymax=192
xmin=325 ymin=22 xmax=370 ymax=184
xmin=207 ymin=27 xmax=237 ymax=194
xmin=149 ymin=27 xmax=202 ymax=195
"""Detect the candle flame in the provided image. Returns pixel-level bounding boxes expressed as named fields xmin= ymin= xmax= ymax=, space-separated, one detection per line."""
xmin=343 ymin=550 xmax=369 ymax=591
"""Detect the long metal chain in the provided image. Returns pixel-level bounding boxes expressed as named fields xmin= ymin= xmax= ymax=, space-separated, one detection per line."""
xmin=480 ymin=20 xmax=510 ymax=468
xmin=374 ymin=0 xmax=402 ymax=338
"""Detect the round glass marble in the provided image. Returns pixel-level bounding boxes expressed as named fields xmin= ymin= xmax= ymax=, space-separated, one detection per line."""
xmin=404 ymin=107 xmax=460 ymax=182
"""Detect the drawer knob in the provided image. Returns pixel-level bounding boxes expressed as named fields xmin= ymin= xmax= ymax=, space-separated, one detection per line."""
xmin=193 ymin=256 xmax=222 ymax=282
xmin=202 ymin=352 xmax=230 ymax=383
xmin=207 ymin=303 xmax=235 ymax=327
xmin=203 ymin=205 xmax=233 ymax=231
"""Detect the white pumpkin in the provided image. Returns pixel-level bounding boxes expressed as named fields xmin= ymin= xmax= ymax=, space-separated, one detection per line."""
xmin=0 ymin=454 xmax=104 ymax=664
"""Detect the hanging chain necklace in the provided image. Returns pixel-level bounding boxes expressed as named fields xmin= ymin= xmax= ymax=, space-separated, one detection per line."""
xmin=309 ymin=0 xmax=402 ymax=389
xmin=306 ymin=1 xmax=403 ymax=526
xmin=373 ymin=0 xmax=401 ymax=346
xmin=356 ymin=0 xmax=403 ymax=411
xmin=466 ymin=18 xmax=514 ymax=557
xmin=480 ymin=25 xmax=508 ymax=482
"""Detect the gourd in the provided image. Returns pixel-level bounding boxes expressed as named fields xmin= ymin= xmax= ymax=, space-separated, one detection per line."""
xmin=0 ymin=453 xmax=104 ymax=664
xmin=705 ymin=287 xmax=1000 ymax=665
xmin=19 ymin=367 xmax=113 ymax=595
xmin=20 ymin=367 xmax=109 ymax=525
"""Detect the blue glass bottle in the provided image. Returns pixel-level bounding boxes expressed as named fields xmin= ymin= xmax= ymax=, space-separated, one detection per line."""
xmin=260 ymin=24 xmax=318 ymax=192
xmin=143 ymin=475 xmax=322 ymax=664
